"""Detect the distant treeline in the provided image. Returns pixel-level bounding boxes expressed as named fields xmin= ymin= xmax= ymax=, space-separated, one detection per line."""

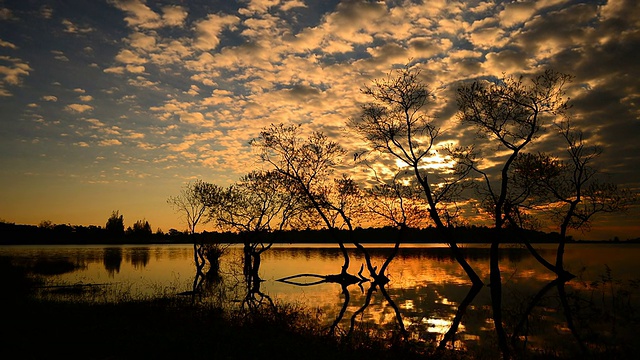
xmin=4 ymin=221 xmax=631 ymax=245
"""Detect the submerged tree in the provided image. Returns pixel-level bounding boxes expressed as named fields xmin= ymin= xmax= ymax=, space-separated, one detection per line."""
xmin=251 ymin=123 xmax=366 ymax=275
xmin=168 ymin=180 xmax=225 ymax=277
xmin=457 ymin=69 xmax=572 ymax=358
xmin=349 ymin=65 xmax=481 ymax=285
xmin=511 ymin=119 xmax=637 ymax=273
xmin=207 ymin=170 xmax=304 ymax=286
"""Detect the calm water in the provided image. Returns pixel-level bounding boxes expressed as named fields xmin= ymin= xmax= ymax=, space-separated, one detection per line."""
xmin=3 ymin=242 xmax=640 ymax=354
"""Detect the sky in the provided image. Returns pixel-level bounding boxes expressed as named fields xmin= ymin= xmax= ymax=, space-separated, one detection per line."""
xmin=0 ymin=0 xmax=638 ymax=239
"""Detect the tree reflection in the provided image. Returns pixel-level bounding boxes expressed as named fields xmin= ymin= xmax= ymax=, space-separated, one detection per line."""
xmin=241 ymin=242 xmax=274 ymax=312
xmin=277 ymin=240 xmax=409 ymax=340
xmin=103 ymin=247 xmax=122 ymax=276
xmin=436 ymin=282 xmax=483 ymax=353
xmin=180 ymin=244 xmax=226 ymax=305
xmin=508 ymin=277 xmax=586 ymax=357
xmin=127 ymin=247 xmax=150 ymax=269
xmin=277 ymin=262 xmax=367 ymax=335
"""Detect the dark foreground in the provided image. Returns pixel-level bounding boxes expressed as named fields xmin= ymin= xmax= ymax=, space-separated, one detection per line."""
xmin=3 ymin=298 xmax=437 ymax=360
xmin=0 ymin=257 xmax=451 ymax=360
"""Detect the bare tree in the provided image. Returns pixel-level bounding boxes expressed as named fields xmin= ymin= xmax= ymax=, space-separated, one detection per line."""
xmin=511 ymin=119 xmax=637 ymax=274
xmin=457 ymin=69 xmax=572 ymax=358
xmin=364 ymin=171 xmax=428 ymax=230
xmin=168 ymin=180 xmax=225 ymax=275
xmin=251 ymin=123 xmax=363 ymax=275
xmin=167 ymin=180 xmax=222 ymax=235
xmin=349 ymin=65 xmax=481 ymax=286
xmin=211 ymin=170 xmax=301 ymax=234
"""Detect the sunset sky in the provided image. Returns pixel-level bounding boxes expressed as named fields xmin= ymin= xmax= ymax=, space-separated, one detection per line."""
xmin=1 ymin=0 xmax=638 ymax=239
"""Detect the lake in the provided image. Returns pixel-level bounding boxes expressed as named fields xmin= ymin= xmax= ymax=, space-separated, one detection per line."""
xmin=2 ymin=242 xmax=639 ymax=355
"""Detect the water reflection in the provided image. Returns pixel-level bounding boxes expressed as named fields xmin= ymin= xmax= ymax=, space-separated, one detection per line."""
xmin=2 ymin=243 xmax=639 ymax=357
xmin=127 ymin=247 xmax=150 ymax=269
xmin=102 ymin=247 xmax=122 ymax=276
xmin=276 ymin=241 xmax=410 ymax=341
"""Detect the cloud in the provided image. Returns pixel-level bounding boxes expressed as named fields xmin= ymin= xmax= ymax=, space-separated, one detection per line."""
xmin=161 ymin=5 xmax=187 ymax=27
xmin=126 ymin=132 xmax=145 ymax=139
xmin=61 ymin=19 xmax=94 ymax=34
xmin=280 ymin=0 xmax=306 ymax=12
xmin=194 ymin=13 xmax=240 ymax=50
xmin=79 ymin=95 xmax=93 ymax=102
xmin=0 ymin=39 xmax=17 ymax=49
xmin=127 ymin=32 xmax=157 ymax=51
xmin=65 ymin=104 xmax=94 ymax=113
xmin=499 ymin=1 xmax=537 ymax=28
xmin=0 ymin=7 xmax=15 ymax=21
xmin=167 ymin=140 xmax=195 ymax=152
xmin=115 ymin=49 xmax=146 ymax=64
xmin=39 ymin=5 xmax=53 ymax=19
xmin=103 ymin=66 xmax=125 ymax=74
xmin=0 ymin=56 xmax=32 ymax=86
xmin=179 ymin=111 xmax=214 ymax=127
xmin=85 ymin=118 xmax=105 ymax=127
xmin=99 ymin=139 xmax=122 ymax=146
xmin=126 ymin=65 xmax=146 ymax=73
xmin=41 ymin=95 xmax=58 ymax=102
xmin=109 ymin=0 xmax=162 ymax=29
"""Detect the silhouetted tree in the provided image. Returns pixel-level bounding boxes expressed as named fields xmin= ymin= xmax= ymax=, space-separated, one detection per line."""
xmin=251 ymin=123 xmax=364 ymax=275
xmin=126 ymin=218 xmax=152 ymax=239
xmin=169 ymin=180 xmax=226 ymax=273
xmin=208 ymin=170 xmax=302 ymax=234
xmin=105 ymin=210 xmax=125 ymax=238
xmin=168 ymin=180 xmax=223 ymax=235
xmin=457 ymin=69 xmax=572 ymax=358
xmin=511 ymin=119 xmax=637 ymax=273
xmin=205 ymin=170 xmax=303 ymax=281
xmin=349 ymin=65 xmax=481 ymax=287
xmin=38 ymin=220 xmax=54 ymax=230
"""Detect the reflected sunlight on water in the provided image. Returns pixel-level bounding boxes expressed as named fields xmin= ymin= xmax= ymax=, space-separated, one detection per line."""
xmin=3 ymin=242 xmax=640 ymax=353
